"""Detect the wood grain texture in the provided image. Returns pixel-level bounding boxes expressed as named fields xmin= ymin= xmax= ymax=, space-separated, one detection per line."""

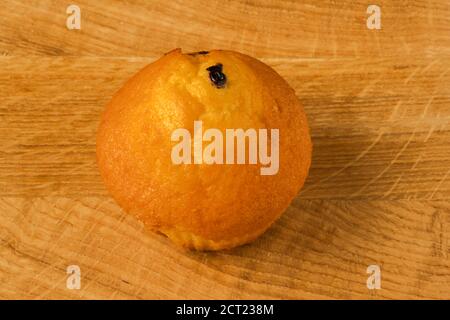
xmin=0 ymin=0 xmax=449 ymax=299
xmin=1 ymin=197 xmax=449 ymax=299
xmin=1 ymin=0 xmax=449 ymax=58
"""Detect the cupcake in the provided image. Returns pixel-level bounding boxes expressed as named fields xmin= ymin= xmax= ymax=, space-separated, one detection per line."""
xmin=96 ymin=49 xmax=312 ymax=250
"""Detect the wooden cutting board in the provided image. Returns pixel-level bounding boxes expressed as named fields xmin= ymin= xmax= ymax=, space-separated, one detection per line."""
xmin=1 ymin=0 xmax=449 ymax=299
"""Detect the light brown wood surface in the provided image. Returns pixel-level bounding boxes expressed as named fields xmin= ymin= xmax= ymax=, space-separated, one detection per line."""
xmin=0 ymin=0 xmax=449 ymax=299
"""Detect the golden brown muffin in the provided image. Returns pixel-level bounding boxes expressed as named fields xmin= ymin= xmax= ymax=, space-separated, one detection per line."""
xmin=96 ymin=49 xmax=312 ymax=250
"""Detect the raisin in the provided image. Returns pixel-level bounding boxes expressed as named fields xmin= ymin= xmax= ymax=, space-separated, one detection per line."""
xmin=207 ymin=63 xmax=227 ymax=88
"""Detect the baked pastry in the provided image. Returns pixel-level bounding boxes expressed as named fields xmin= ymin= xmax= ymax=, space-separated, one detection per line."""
xmin=96 ymin=49 xmax=312 ymax=250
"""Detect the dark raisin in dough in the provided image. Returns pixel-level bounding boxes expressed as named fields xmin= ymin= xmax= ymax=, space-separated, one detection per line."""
xmin=207 ymin=63 xmax=227 ymax=88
